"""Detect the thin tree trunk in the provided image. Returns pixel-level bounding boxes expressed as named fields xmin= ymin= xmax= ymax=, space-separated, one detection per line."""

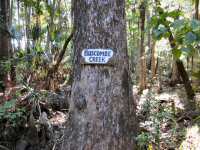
xmin=176 ymin=60 xmax=195 ymax=100
xmin=128 ymin=8 xmax=136 ymax=75
xmin=191 ymin=57 xmax=194 ymax=72
xmin=170 ymin=61 xmax=181 ymax=86
xmin=25 ymin=6 xmax=31 ymax=53
xmin=147 ymin=9 xmax=152 ymax=71
xmin=45 ymin=0 xmax=56 ymax=55
xmin=191 ymin=0 xmax=199 ymax=74
xmin=61 ymin=0 xmax=137 ymax=149
xmin=10 ymin=0 xmax=15 ymax=82
xmin=17 ymin=0 xmax=21 ymax=50
xmin=168 ymin=31 xmax=195 ymax=100
xmin=195 ymin=0 xmax=199 ymax=20
xmin=139 ymin=1 xmax=147 ymax=91
xmin=151 ymin=41 xmax=157 ymax=79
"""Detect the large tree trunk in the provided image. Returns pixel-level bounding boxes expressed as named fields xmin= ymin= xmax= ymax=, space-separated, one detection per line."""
xmin=61 ymin=0 xmax=137 ymax=150
xmin=0 ymin=0 xmax=11 ymax=89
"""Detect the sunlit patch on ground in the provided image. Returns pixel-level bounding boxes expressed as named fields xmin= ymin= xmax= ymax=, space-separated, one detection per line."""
xmin=155 ymin=91 xmax=185 ymax=110
xmin=50 ymin=111 xmax=68 ymax=126
xmin=179 ymin=125 xmax=200 ymax=150
xmin=136 ymin=84 xmax=200 ymax=149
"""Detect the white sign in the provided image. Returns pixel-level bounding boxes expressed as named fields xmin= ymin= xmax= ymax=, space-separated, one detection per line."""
xmin=81 ymin=49 xmax=113 ymax=64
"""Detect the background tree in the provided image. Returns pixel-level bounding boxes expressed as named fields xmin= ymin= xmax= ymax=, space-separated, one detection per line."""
xmin=0 ymin=0 xmax=11 ymax=91
xmin=193 ymin=0 xmax=199 ymax=19
xmin=151 ymin=0 xmax=197 ymax=101
xmin=139 ymin=0 xmax=147 ymax=91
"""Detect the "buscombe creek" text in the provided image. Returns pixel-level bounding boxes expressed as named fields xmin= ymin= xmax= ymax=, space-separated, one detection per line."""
xmin=82 ymin=49 xmax=113 ymax=64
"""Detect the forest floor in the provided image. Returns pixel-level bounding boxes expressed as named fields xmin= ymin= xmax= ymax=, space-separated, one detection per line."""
xmin=1 ymin=82 xmax=200 ymax=150
xmin=135 ymin=84 xmax=200 ymax=150
xmin=0 ymin=85 xmax=70 ymax=150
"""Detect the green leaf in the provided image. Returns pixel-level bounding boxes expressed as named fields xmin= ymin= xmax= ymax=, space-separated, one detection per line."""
xmin=184 ymin=32 xmax=197 ymax=44
xmin=191 ymin=19 xmax=200 ymax=32
xmin=172 ymin=49 xmax=182 ymax=59
xmin=3 ymin=100 xmax=16 ymax=109
xmin=46 ymin=5 xmax=52 ymax=15
xmin=171 ymin=19 xmax=185 ymax=30
xmin=156 ymin=7 xmax=164 ymax=14
xmin=150 ymin=16 xmax=159 ymax=28
xmin=167 ymin=10 xmax=182 ymax=19
xmin=180 ymin=47 xmax=192 ymax=53
xmin=180 ymin=46 xmax=195 ymax=56
xmin=152 ymin=26 xmax=168 ymax=40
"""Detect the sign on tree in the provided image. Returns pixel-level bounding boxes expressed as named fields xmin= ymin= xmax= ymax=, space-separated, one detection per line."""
xmin=82 ymin=49 xmax=113 ymax=64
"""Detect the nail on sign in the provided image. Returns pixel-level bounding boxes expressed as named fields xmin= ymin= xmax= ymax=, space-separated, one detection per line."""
xmin=82 ymin=49 xmax=113 ymax=64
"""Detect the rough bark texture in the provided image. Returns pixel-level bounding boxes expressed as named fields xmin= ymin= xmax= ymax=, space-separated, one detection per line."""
xmin=0 ymin=0 xmax=10 ymax=83
xmin=62 ymin=0 xmax=137 ymax=150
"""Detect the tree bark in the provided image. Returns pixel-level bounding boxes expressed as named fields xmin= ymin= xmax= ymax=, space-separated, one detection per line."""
xmin=168 ymin=33 xmax=195 ymax=100
xmin=61 ymin=0 xmax=137 ymax=150
xmin=195 ymin=0 xmax=199 ymax=20
xmin=151 ymin=41 xmax=157 ymax=79
xmin=0 ymin=0 xmax=11 ymax=88
xmin=139 ymin=1 xmax=147 ymax=91
xmin=176 ymin=60 xmax=195 ymax=100
xmin=170 ymin=61 xmax=181 ymax=86
xmin=191 ymin=0 xmax=199 ymax=73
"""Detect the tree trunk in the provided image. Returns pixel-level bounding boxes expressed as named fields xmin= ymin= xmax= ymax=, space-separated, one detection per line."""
xmin=191 ymin=0 xmax=199 ymax=73
xmin=170 ymin=61 xmax=181 ymax=86
xmin=17 ymin=0 xmax=21 ymax=50
xmin=155 ymin=0 xmax=195 ymax=100
xmin=139 ymin=1 xmax=147 ymax=91
xmin=0 ymin=0 xmax=11 ymax=89
xmin=168 ymin=30 xmax=195 ymax=100
xmin=147 ymin=10 xmax=151 ymax=71
xmin=45 ymin=0 xmax=56 ymax=55
xmin=176 ymin=60 xmax=195 ymax=100
xmin=61 ymin=0 xmax=137 ymax=150
xmin=151 ymin=41 xmax=157 ymax=79
xmin=195 ymin=0 xmax=199 ymax=20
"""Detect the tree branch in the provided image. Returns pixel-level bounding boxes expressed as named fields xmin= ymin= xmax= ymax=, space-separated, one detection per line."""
xmin=48 ymin=28 xmax=75 ymax=76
